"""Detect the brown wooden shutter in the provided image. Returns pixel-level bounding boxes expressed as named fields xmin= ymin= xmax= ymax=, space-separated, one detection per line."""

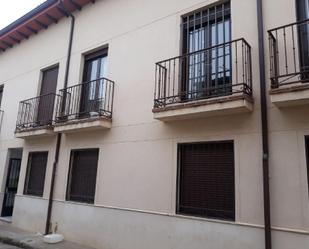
xmin=67 ymin=149 xmax=99 ymax=204
xmin=24 ymin=152 xmax=48 ymax=197
xmin=177 ymin=141 xmax=235 ymax=221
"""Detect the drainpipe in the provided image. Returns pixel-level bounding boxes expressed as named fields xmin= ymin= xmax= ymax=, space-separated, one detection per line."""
xmin=256 ymin=0 xmax=272 ymax=249
xmin=45 ymin=1 xmax=75 ymax=235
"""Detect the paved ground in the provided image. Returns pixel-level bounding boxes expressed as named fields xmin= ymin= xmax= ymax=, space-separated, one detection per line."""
xmin=0 ymin=221 xmax=96 ymax=249
xmin=0 ymin=242 xmax=20 ymax=249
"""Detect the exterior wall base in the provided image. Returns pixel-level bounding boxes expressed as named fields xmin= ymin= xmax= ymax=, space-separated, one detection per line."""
xmin=12 ymin=196 xmax=309 ymax=249
xmin=12 ymin=195 xmax=48 ymax=234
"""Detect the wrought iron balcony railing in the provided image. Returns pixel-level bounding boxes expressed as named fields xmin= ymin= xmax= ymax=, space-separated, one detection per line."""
xmin=268 ymin=18 xmax=309 ymax=88
xmin=154 ymin=38 xmax=252 ymax=108
xmin=16 ymin=93 xmax=60 ymax=131
xmin=56 ymin=77 xmax=115 ymax=122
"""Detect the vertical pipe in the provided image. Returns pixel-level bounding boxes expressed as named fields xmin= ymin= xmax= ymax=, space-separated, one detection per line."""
xmin=45 ymin=1 xmax=75 ymax=235
xmin=256 ymin=0 xmax=272 ymax=249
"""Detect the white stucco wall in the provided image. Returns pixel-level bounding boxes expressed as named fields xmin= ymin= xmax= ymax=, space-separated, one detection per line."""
xmin=0 ymin=0 xmax=307 ymax=249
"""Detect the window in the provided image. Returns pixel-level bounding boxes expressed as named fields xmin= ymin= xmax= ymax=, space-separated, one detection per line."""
xmin=296 ymin=0 xmax=309 ymax=80
xmin=182 ymin=1 xmax=231 ymax=99
xmin=0 ymin=85 xmax=3 ymax=107
xmin=66 ymin=149 xmax=99 ymax=204
xmin=177 ymin=141 xmax=235 ymax=221
xmin=80 ymin=48 xmax=108 ymax=116
xmin=24 ymin=152 xmax=48 ymax=197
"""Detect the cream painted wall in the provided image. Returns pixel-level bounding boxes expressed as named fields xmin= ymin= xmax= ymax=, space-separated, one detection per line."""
xmin=0 ymin=0 xmax=308 ymax=248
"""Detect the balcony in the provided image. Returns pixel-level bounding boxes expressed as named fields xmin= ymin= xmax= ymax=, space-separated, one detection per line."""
xmin=268 ymin=19 xmax=309 ymax=107
xmin=152 ymin=39 xmax=253 ymax=122
xmin=15 ymin=93 xmax=59 ymax=138
xmin=54 ymin=77 xmax=114 ymax=133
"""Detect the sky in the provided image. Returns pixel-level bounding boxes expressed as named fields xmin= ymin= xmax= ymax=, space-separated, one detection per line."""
xmin=0 ymin=0 xmax=46 ymax=30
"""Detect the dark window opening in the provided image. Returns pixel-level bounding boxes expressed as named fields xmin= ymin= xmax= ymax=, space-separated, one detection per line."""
xmin=37 ymin=66 xmax=59 ymax=126
xmin=66 ymin=149 xmax=99 ymax=204
xmin=296 ymin=0 xmax=309 ymax=81
xmin=24 ymin=152 xmax=48 ymax=197
xmin=177 ymin=141 xmax=235 ymax=221
xmin=181 ymin=1 xmax=231 ymax=99
xmin=1 ymin=158 xmax=21 ymax=217
xmin=80 ymin=48 xmax=108 ymax=117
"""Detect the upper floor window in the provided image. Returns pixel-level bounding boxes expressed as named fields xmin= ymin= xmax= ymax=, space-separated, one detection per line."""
xmin=182 ymin=1 xmax=231 ymax=54
xmin=296 ymin=0 xmax=309 ymax=80
xmin=83 ymin=48 xmax=108 ymax=83
xmin=181 ymin=1 xmax=231 ymax=99
xmin=80 ymin=48 xmax=108 ymax=117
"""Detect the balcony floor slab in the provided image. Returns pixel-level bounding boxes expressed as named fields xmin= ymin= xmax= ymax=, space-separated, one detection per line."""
xmin=270 ymin=83 xmax=309 ymax=107
xmin=54 ymin=117 xmax=112 ymax=133
xmin=153 ymin=94 xmax=253 ymax=122
xmin=15 ymin=127 xmax=55 ymax=139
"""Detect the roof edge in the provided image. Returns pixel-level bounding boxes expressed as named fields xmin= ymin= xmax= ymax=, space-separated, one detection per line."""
xmin=0 ymin=0 xmax=58 ymax=37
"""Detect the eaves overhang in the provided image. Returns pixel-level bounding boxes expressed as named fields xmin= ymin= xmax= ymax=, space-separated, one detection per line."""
xmin=0 ymin=0 xmax=95 ymax=53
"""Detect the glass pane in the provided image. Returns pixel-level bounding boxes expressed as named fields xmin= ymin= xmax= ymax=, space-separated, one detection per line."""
xmin=183 ymin=2 xmax=231 ymax=99
xmin=297 ymin=0 xmax=309 ymax=79
xmin=98 ymin=57 xmax=108 ymax=110
xmin=188 ymin=28 xmax=206 ymax=99
xmin=88 ymin=60 xmax=98 ymax=100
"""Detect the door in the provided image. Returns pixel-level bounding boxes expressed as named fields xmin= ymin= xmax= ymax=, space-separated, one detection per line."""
xmin=1 ymin=159 xmax=21 ymax=217
xmin=80 ymin=49 xmax=108 ymax=117
xmin=296 ymin=0 xmax=309 ymax=81
xmin=37 ymin=66 xmax=59 ymax=125
xmin=182 ymin=2 xmax=231 ymax=100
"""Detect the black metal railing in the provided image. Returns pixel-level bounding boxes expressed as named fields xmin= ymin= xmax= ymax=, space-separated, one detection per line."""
xmin=16 ymin=93 xmax=60 ymax=131
xmin=268 ymin=18 xmax=309 ymax=88
xmin=56 ymin=77 xmax=115 ymax=122
xmin=154 ymin=38 xmax=252 ymax=108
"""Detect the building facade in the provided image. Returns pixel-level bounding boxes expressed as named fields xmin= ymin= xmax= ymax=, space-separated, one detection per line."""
xmin=0 ymin=0 xmax=308 ymax=248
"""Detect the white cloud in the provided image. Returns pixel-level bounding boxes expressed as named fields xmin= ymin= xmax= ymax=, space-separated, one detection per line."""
xmin=0 ymin=0 xmax=46 ymax=30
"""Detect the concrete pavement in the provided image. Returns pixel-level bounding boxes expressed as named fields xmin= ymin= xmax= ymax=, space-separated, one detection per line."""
xmin=0 ymin=242 xmax=20 ymax=249
xmin=0 ymin=221 xmax=96 ymax=249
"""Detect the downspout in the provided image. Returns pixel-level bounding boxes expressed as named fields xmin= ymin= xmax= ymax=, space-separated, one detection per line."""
xmin=45 ymin=1 xmax=75 ymax=235
xmin=256 ymin=0 xmax=272 ymax=249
